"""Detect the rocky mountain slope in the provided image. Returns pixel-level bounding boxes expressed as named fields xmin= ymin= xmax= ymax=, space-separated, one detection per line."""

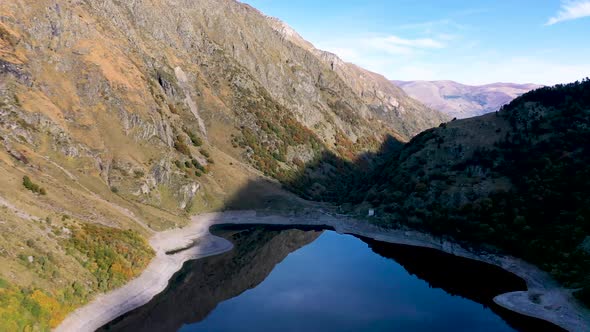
xmin=393 ymin=80 xmax=542 ymax=119
xmin=0 ymin=0 xmax=447 ymax=329
xmin=352 ymin=79 xmax=590 ymax=307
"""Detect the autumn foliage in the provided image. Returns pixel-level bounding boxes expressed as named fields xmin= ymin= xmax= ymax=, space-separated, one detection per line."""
xmin=65 ymin=224 xmax=154 ymax=292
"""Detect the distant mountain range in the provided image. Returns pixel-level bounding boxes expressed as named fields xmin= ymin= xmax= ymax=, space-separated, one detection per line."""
xmin=393 ymin=80 xmax=543 ymax=119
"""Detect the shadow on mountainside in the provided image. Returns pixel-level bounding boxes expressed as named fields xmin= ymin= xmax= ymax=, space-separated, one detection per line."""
xmin=221 ymin=133 xmax=404 ymax=213
xmin=100 ymin=81 xmax=590 ymax=331
xmin=286 ymin=134 xmax=403 ymax=203
xmin=209 ymin=136 xmax=404 ymax=213
xmin=221 ymin=80 xmax=590 ymax=312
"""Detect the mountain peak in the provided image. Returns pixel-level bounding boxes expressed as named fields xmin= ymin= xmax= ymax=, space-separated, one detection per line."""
xmin=0 ymin=3 xmax=448 ymax=328
xmin=264 ymin=15 xmax=315 ymax=51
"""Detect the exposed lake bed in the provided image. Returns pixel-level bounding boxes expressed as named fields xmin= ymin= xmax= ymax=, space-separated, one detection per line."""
xmin=56 ymin=211 xmax=590 ymax=332
xmin=101 ymin=225 xmax=563 ymax=332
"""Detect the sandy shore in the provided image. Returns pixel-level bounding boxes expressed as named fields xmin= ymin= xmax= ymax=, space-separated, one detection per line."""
xmin=55 ymin=210 xmax=590 ymax=332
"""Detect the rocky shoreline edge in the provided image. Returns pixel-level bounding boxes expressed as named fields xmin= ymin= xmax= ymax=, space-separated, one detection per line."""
xmin=55 ymin=211 xmax=590 ymax=332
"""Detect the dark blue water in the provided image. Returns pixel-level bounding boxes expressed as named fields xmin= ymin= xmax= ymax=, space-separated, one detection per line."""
xmin=180 ymin=231 xmax=513 ymax=332
xmin=101 ymin=226 xmax=563 ymax=332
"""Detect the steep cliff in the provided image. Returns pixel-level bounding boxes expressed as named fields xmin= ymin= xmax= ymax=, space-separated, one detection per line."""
xmin=0 ymin=0 xmax=445 ymax=329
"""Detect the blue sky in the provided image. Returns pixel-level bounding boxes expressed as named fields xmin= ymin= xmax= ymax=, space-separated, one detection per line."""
xmin=241 ymin=0 xmax=590 ymax=85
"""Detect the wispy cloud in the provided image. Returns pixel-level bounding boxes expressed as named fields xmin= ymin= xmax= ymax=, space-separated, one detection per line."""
xmin=319 ymin=37 xmax=590 ymax=85
xmin=393 ymin=7 xmax=487 ymax=34
xmin=381 ymin=57 xmax=590 ymax=85
xmin=546 ymin=0 xmax=590 ymax=25
xmin=397 ymin=19 xmax=454 ymax=30
xmin=326 ymin=47 xmax=361 ymax=61
xmin=395 ymin=18 xmax=469 ymax=34
xmin=362 ymin=35 xmax=446 ymax=55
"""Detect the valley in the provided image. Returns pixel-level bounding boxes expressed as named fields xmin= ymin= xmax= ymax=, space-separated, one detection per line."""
xmin=59 ymin=211 xmax=589 ymax=332
xmin=0 ymin=0 xmax=588 ymax=331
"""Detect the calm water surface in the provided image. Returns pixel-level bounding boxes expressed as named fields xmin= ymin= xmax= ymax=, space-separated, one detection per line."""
xmin=101 ymin=225 xmax=563 ymax=332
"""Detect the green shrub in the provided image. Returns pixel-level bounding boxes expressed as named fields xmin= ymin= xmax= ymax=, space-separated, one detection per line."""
xmin=191 ymin=159 xmax=205 ymax=172
xmin=65 ymin=224 xmax=154 ymax=292
xmin=0 ymin=226 xmax=154 ymax=329
xmin=0 ymin=276 xmax=75 ymax=329
xmin=186 ymin=131 xmax=203 ymax=146
xmin=174 ymin=136 xmax=191 ymax=156
xmin=22 ymin=176 xmax=46 ymax=195
xmin=199 ymin=149 xmax=210 ymax=158
xmin=292 ymin=157 xmax=305 ymax=168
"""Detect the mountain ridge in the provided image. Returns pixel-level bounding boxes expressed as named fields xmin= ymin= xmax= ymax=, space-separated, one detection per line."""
xmin=348 ymin=79 xmax=590 ymax=312
xmin=0 ymin=0 xmax=447 ymax=329
xmin=393 ymin=80 xmax=542 ymax=119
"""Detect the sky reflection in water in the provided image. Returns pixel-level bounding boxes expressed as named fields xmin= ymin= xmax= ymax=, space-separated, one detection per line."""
xmin=180 ymin=231 xmax=516 ymax=332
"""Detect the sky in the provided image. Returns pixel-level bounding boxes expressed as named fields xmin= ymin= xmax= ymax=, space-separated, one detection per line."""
xmin=240 ymin=0 xmax=590 ymax=85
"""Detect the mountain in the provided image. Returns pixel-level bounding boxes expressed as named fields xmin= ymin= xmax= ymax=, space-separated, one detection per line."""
xmin=0 ymin=0 xmax=447 ymax=329
xmin=393 ymin=80 xmax=542 ymax=119
xmin=351 ymin=79 xmax=590 ymax=306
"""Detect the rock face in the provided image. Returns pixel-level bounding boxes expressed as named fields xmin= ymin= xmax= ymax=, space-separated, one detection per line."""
xmin=264 ymin=17 xmax=447 ymax=138
xmin=393 ymin=80 xmax=542 ymax=119
xmin=0 ymin=1 xmax=447 ymax=329
xmin=0 ymin=0 xmax=446 ymax=213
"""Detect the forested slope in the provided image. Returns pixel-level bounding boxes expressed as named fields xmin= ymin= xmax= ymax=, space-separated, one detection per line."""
xmin=354 ymin=79 xmax=590 ymax=304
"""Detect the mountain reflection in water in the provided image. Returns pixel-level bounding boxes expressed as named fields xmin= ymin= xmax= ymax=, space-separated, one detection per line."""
xmin=99 ymin=225 xmax=564 ymax=332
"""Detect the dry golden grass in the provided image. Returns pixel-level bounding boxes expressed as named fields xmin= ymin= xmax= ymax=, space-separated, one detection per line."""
xmin=0 ymin=0 xmax=414 ymax=328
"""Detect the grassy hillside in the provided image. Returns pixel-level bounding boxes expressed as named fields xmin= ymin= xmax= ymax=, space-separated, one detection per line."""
xmin=0 ymin=222 xmax=153 ymax=330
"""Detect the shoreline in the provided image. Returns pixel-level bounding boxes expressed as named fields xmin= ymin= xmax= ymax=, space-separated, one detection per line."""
xmin=55 ymin=210 xmax=590 ymax=332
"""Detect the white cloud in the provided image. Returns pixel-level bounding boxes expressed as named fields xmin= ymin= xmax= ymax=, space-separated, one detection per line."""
xmin=382 ymin=57 xmax=590 ymax=85
xmin=546 ymin=0 xmax=590 ymax=25
xmin=318 ymin=33 xmax=589 ymax=85
xmin=318 ymin=39 xmax=590 ymax=85
xmin=394 ymin=9 xmax=484 ymax=33
xmin=396 ymin=19 xmax=455 ymax=31
xmin=312 ymin=9 xmax=589 ymax=86
xmin=325 ymin=47 xmax=361 ymax=61
xmin=361 ymin=35 xmax=446 ymax=55
xmin=436 ymin=33 xmax=458 ymax=41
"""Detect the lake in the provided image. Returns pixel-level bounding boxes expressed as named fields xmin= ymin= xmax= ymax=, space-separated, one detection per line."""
xmin=100 ymin=225 xmax=564 ymax=332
